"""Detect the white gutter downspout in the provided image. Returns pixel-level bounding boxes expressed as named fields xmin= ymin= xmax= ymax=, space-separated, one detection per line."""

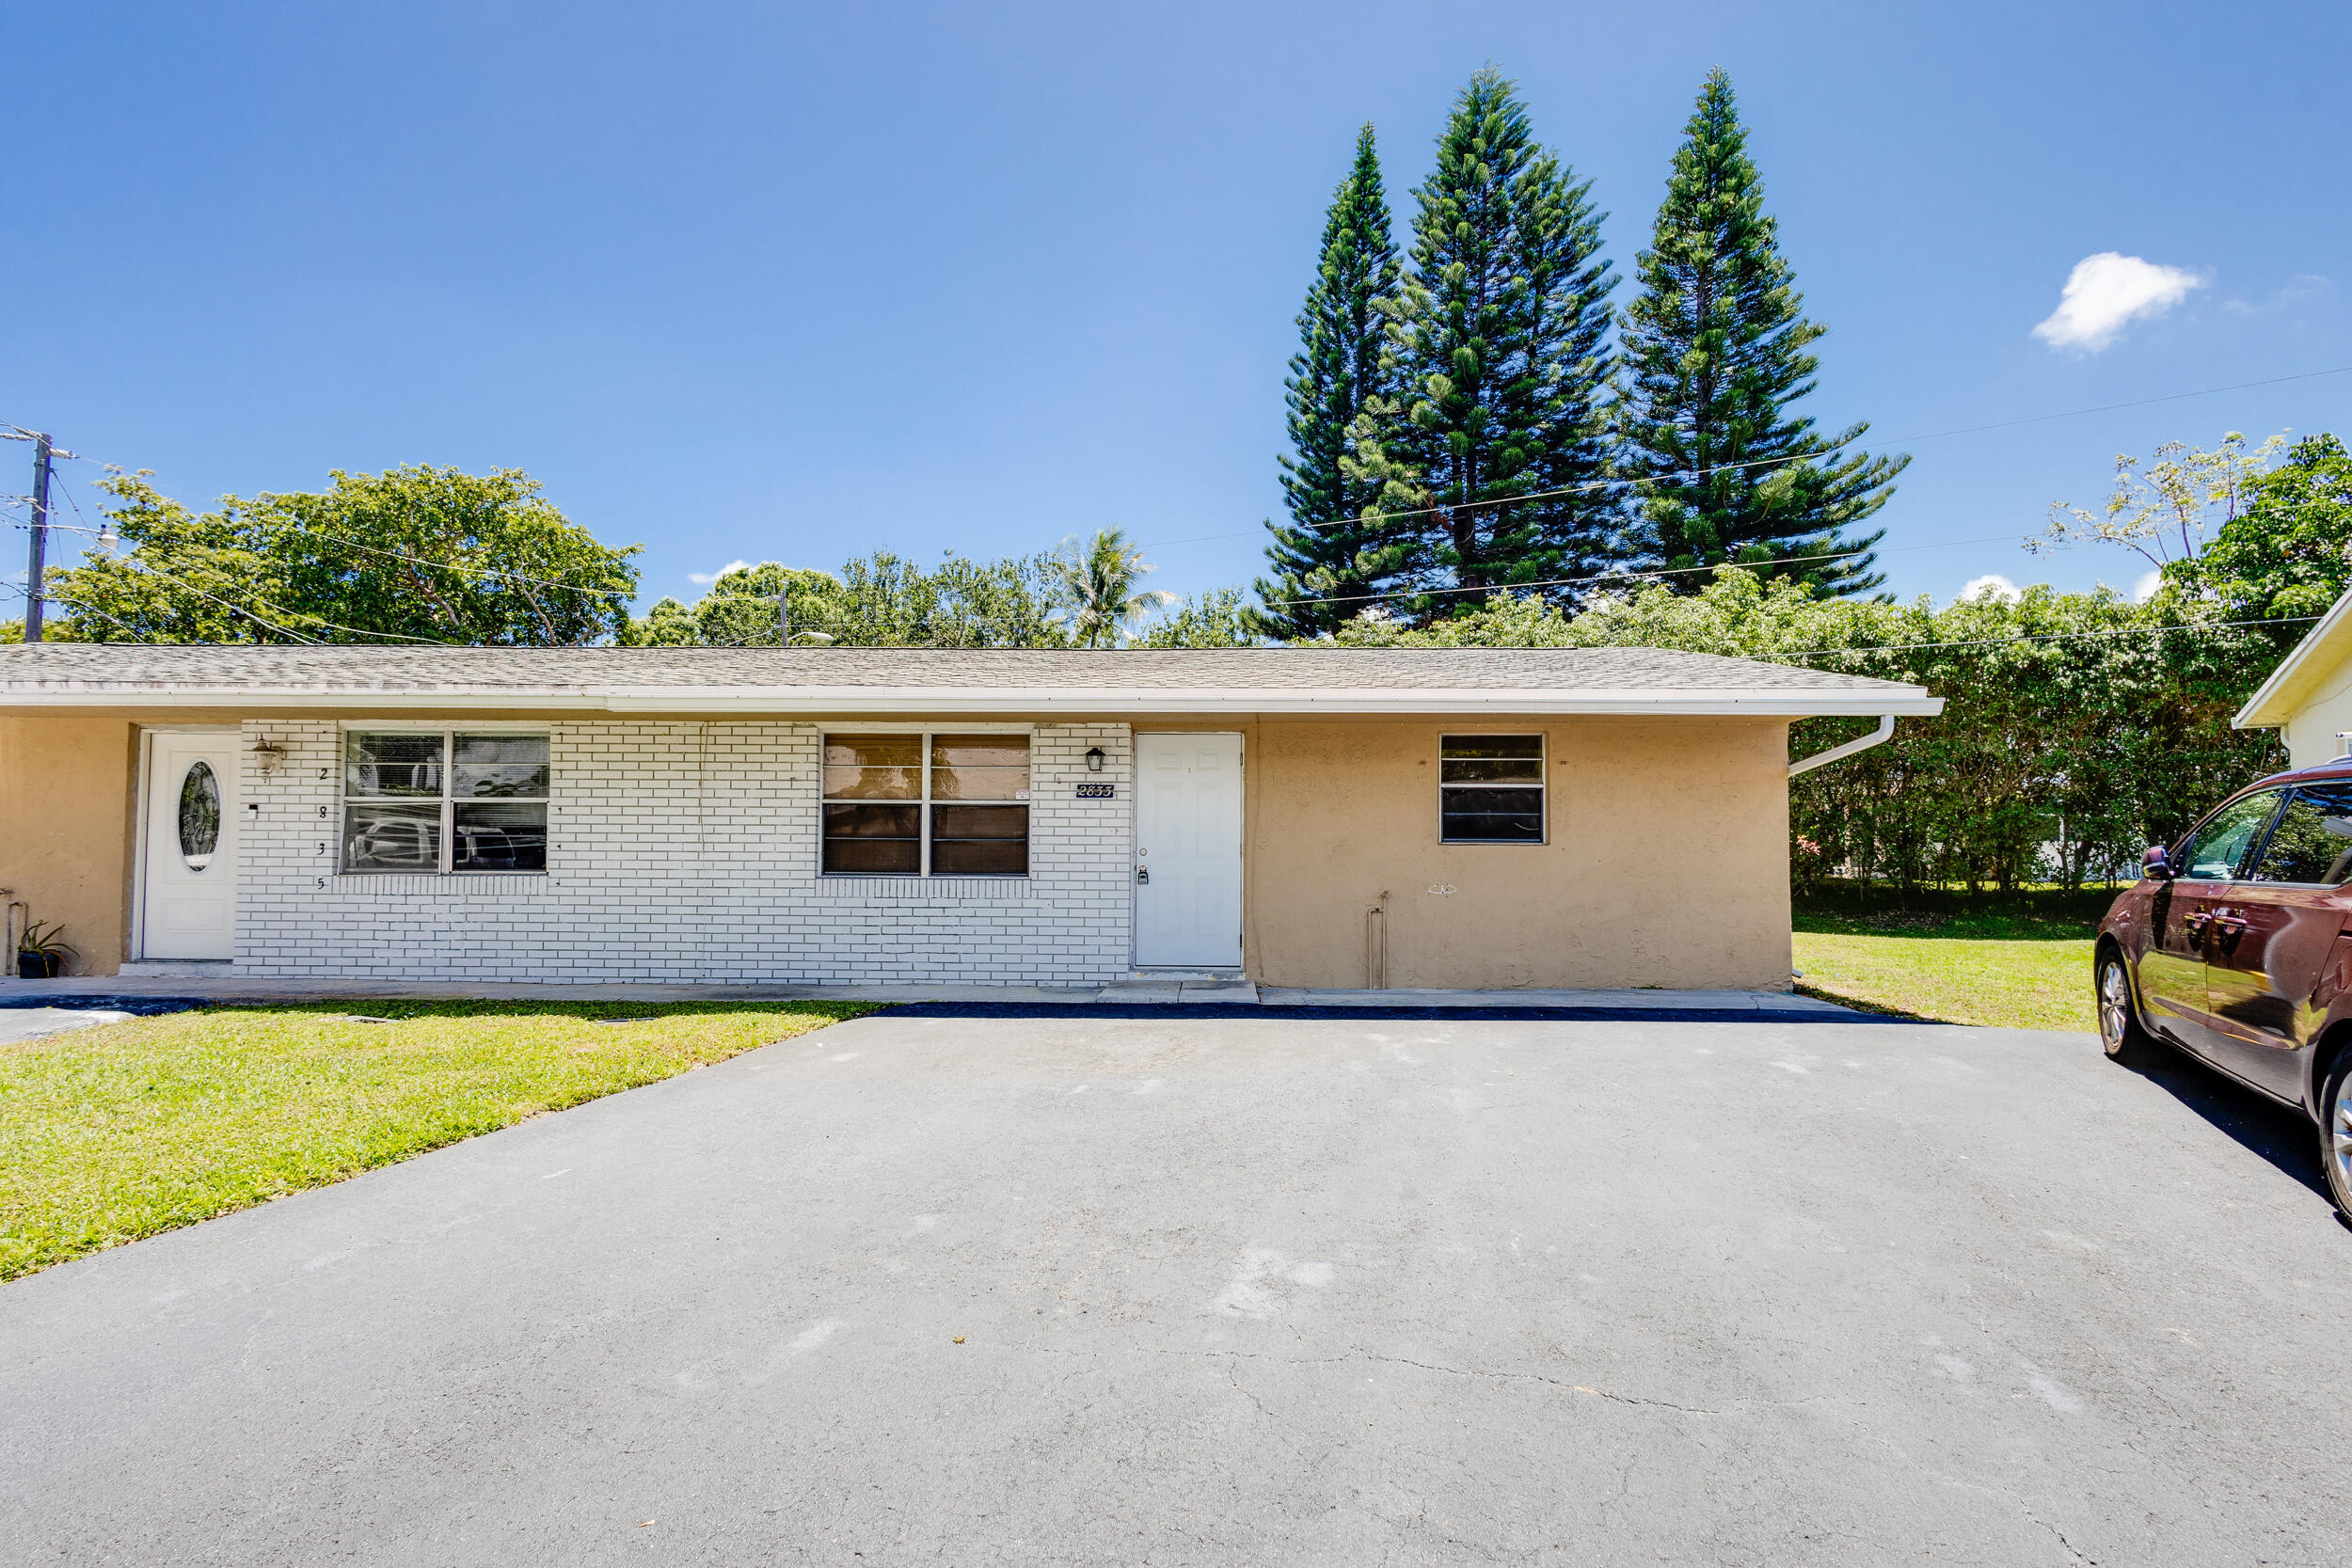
xmin=1788 ymin=714 xmax=1897 ymax=778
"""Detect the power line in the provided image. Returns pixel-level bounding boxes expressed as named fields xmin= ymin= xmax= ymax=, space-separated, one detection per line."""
xmin=1136 ymin=361 xmax=2352 ymax=549
xmin=7 ymin=514 xmax=629 ymax=605
xmin=9 ymin=356 xmax=2347 ymax=617
xmin=5 ymin=496 xmax=426 ymax=641
xmin=297 ymin=530 xmax=635 ymax=597
xmin=0 ymin=579 xmax=162 ymax=642
xmin=1263 ymin=531 xmax=2027 ymax=610
xmin=0 ymin=437 xmax=636 ymax=603
xmin=62 ymin=552 xmax=324 ymax=644
xmin=1767 ymin=612 xmax=2322 ymax=661
xmin=64 ymin=545 xmax=450 ymax=644
xmin=136 ymin=550 xmax=450 ymax=643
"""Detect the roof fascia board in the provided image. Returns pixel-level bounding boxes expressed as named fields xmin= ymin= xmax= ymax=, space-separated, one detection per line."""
xmin=0 ymin=685 xmax=1943 ymax=717
xmin=2235 ymin=582 xmax=2352 ymax=729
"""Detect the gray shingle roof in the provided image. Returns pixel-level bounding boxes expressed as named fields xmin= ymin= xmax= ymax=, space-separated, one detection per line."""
xmin=0 ymin=641 xmax=1926 ymax=698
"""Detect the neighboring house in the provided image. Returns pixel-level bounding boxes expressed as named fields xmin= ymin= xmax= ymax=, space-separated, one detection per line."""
xmin=2236 ymin=583 xmax=2352 ymax=768
xmin=0 ymin=644 xmax=1938 ymax=990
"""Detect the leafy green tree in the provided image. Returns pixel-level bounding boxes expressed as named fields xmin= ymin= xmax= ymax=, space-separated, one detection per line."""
xmin=623 ymin=595 xmax=701 ymax=646
xmin=1251 ymin=125 xmax=1410 ymax=640
xmin=624 ymin=551 xmax=1066 ymax=648
xmin=1367 ymin=68 xmax=1620 ymax=618
xmin=48 ymin=467 xmax=638 ymax=644
xmin=2033 ymin=429 xmax=2287 ymax=574
xmin=1135 ymin=588 xmax=1257 ymax=648
xmin=1616 ymin=69 xmax=1905 ymax=598
xmin=821 ymin=551 xmax=1064 ymax=646
xmin=1049 ymin=529 xmax=1173 ymax=647
xmin=2161 ymin=433 xmax=2352 ymax=625
xmin=641 ymin=562 xmax=846 ymax=645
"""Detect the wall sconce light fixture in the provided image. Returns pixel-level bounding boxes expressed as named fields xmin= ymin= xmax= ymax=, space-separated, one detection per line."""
xmin=250 ymin=736 xmax=288 ymax=775
xmin=1085 ymin=747 xmax=1105 ymax=773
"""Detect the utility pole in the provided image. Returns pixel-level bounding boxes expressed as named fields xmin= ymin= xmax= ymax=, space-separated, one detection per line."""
xmin=23 ymin=432 xmax=52 ymax=642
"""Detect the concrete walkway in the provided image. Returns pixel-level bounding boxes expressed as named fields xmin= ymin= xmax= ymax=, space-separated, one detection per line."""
xmin=0 ymin=972 xmax=1855 ymax=1019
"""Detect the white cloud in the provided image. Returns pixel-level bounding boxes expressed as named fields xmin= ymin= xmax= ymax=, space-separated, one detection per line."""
xmin=688 ymin=559 xmax=753 ymax=586
xmin=2032 ymin=253 xmax=2205 ymax=352
xmin=2132 ymin=570 xmax=2162 ymax=603
xmin=1961 ymin=574 xmax=2022 ymax=604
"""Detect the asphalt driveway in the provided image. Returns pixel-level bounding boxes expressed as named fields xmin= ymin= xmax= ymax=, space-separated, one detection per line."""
xmin=5 ymin=1008 xmax=2349 ymax=1566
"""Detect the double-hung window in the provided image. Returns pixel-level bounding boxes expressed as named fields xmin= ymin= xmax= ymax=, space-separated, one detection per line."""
xmin=343 ymin=730 xmax=549 ymax=874
xmin=822 ymin=732 xmax=1029 ymax=876
xmin=1439 ymin=735 xmax=1545 ymax=843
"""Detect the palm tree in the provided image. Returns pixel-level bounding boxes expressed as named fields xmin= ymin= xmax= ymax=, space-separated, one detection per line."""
xmin=1049 ymin=528 xmax=1174 ymax=647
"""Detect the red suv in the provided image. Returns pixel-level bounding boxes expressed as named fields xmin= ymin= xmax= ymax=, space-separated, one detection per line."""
xmin=2098 ymin=758 xmax=2352 ymax=1217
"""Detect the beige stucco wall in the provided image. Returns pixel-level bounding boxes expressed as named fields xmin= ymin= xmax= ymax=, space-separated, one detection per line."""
xmin=2281 ymin=667 xmax=2352 ymax=769
xmin=0 ymin=716 xmax=141 ymax=976
xmin=1232 ymin=716 xmax=1793 ymax=991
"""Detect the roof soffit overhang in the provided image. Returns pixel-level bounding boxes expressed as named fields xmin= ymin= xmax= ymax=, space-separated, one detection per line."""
xmin=2235 ymin=582 xmax=2352 ymax=729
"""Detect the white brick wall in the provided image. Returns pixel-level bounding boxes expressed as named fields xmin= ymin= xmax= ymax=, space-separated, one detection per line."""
xmin=232 ymin=720 xmax=1135 ymax=984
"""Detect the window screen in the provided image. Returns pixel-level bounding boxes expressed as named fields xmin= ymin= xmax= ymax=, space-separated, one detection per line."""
xmin=344 ymin=731 xmax=548 ymax=874
xmin=822 ymin=732 xmax=1029 ymax=876
xmin=1439 ymin=735 xmax=1545 ymax=843
xmin=2246 ymin=783 xmax=2352 ymax=885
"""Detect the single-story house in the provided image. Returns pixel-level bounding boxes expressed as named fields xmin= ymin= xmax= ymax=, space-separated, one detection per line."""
xmin=0 ymin=643 xmax=1940 ymax=990
xmin=2235 ymin=581 xmax=2352 ymax=767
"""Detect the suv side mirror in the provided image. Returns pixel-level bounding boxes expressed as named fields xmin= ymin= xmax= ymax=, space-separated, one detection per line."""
xmin=2144 ymin=844 xmax=2174 ymax=879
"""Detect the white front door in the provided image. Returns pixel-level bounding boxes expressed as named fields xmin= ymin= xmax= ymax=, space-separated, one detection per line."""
xmin=141 ymin=731 xmax=239 ymax=961
xmin=1134 ymin=732 xmax=1243 ymax=968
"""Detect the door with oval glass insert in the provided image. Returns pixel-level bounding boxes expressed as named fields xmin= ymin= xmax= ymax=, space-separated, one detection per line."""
xmin=140 ymin=731 xmax=240 ymax=960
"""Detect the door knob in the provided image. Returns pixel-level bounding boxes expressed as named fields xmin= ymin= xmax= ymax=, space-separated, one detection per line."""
xmin=1136 ymin=866 xmax=1149 ymax=884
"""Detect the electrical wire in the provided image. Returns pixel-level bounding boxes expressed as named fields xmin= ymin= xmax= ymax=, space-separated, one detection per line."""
xmin=8 ymin=358 xmax=2348 ymax=612
xmin=1136 ymin=362 xmax=2352 ymax=549
xmin=0 ymin=579 xmax=163 ymax=642
xmin=53 ymin=552 xmax=323 ymax=644
xmin=5 ymin=514 xmax=618 ymax=612
xmin=1765 ymin=612 xmax=2323 ymax=661
xmin=127 ymin=547 xmax=451 ymax=643
xmin=1261 ymin=531 xmax=2032 ymax=610
xmin=13 ymin=482 xmax=368 ymax=641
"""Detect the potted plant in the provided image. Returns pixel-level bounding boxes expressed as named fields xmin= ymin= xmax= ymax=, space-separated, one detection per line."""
xmin=17 ymin=920 xmax=76 ymax=979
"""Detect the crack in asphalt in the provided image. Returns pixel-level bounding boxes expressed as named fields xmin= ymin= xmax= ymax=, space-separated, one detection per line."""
xmin=1036 ymin=1339 xmax=1861 ymax=1417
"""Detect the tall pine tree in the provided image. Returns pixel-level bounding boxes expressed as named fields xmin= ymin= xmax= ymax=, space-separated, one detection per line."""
xmin=1251 ymin=125 xmax=1406 ymax=639
xmin=1360 ymin=68 xmax=1620 ymax=620
xmin=1617 ymin=69 xmax=1906 ymax=597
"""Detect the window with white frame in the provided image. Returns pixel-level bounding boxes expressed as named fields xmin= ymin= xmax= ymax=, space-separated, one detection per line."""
xmin=1438 ymin=734 xmax=1545 ymax=843
xmin=342 ymin=730 xmax=549 ymax=874
xmin=822 ymin=732 xmax=1029 ymax=876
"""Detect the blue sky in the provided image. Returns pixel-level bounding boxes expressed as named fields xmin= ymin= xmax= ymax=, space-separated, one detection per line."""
xmin=5 ymin=0 xmax=2348 ymax=620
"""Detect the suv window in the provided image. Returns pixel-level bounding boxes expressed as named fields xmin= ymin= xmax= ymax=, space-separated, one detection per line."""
xmin=2177 ymin=789 xmax=2285 ymax=881
xmin=2245 ymin=783 xmax=2352 ymax=885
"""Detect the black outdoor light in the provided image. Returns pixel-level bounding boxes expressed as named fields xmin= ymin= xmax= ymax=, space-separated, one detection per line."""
xmin=1085 ymin=747 xmax=1105 ymax=773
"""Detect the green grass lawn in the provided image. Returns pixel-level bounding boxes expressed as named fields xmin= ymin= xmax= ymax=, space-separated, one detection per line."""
xmin=0 ymin=1000 xmax=869 ymax=1281
xmin=1792 ymin=889 xmax=2113 ymax=1033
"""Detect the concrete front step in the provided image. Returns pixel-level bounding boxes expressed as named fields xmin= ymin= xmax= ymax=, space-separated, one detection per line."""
xmin=1097 ymin=978 xmax=1262 ymax=1005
